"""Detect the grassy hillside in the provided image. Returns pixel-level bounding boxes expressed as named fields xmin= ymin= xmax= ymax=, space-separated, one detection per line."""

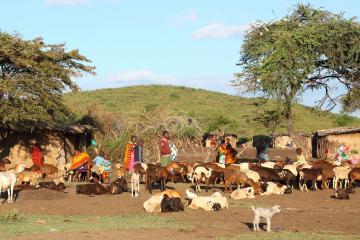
xmin=64 ymin=85 xmax=360 ymax=136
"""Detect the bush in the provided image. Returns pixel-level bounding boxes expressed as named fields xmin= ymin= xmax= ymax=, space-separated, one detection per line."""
xmin=333 ymin=112 xmax=355 ymax=127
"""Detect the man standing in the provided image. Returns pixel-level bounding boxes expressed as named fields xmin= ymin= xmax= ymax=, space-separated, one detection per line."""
xmin=160 ymin=131 xmax=171 ymax=166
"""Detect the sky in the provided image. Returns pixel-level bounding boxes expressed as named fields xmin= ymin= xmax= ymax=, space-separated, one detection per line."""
xmin=1 ymin=0 xmax=360 ymax=115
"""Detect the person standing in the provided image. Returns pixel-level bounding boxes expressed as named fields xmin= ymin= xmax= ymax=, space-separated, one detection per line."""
xmin=160 ymin=131 xmax=171 ymax=166
xmin=31 ymin=143 xmax=43 ymax=171
xmin=134 ymin=139 xmax=143 ymax=163
xmin=56 ymin=142 xmax=67 ymax=170
xmin=124 ymin=136 xmax=136 ymax=172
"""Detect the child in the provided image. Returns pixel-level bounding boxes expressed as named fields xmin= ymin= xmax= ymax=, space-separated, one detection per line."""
xmin=295 ymin=148 xmax=306 ymax=165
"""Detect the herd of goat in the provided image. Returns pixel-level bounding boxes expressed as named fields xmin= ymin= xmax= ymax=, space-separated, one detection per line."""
xmin=1 ymin=158 xmax=360 ymax=214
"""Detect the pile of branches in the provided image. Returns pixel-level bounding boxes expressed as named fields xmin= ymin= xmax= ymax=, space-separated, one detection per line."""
xmin=78 ymin=104 xmax=204 ymax=163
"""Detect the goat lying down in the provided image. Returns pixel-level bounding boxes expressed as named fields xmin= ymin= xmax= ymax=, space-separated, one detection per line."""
xmin=143 ymin=191 xmax=183 ymax=213
xmin=230 ymin=187 xmax=255 ymax=200
xmin=260 ymin=182 xmax=292 ymax=196
xmin=185 ymin=189 xmax=228 ymax=211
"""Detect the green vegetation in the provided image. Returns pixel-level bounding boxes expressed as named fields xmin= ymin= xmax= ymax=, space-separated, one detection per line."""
xmin=0 ymin=210 xmax=21 ymax=223
xmin=64 ymin=85 xmax=360 ymax=136
xmin=235 ymin=4 xmax=360 ymax=135
xmin=0 ymin=32 xmax=95 ymax=136
xmin=0 ymin=213 xmax=185 ymax=239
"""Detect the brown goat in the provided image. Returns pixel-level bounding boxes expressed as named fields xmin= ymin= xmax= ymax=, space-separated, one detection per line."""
xmin=41 ymin=164 xmax=58 ymax=177
xmin=299 ymin=168 xmax=322 ymax=191
xmin=349 ymin=168 xmax=360 ymax=188
xmin=145 ymin=165 xmax=168 ymax=194
xmin=0 ymin=158 xmax=11 ymax=172
xmin=224 ymin=169 xmax=260 ymax=194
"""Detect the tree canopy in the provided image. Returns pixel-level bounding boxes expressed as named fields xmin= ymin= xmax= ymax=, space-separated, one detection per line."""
xmin=0 ymin=32 xmax=95 ymax=133
xmin=234 ymin=4 xmax=360 ymax=134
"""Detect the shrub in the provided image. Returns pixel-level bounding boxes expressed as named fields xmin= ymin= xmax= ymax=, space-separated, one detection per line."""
xmin=351 ymin=149 xmax=359 ymax=154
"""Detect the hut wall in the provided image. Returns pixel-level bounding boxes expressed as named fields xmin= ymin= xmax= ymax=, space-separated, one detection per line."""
xmin=0 ymin=131 xmax=78 ymax=168
xmin=321 ymin=133 xmax=360 ymax=159
xmin=274 ymin=136 xmax=296 ymax=148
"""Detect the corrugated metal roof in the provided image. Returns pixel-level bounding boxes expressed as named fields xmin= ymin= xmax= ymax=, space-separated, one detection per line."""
xmin=315 ymin=126 xmax=360 ymax=137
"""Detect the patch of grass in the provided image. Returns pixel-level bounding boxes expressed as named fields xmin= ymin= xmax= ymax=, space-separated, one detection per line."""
xmin=224 ymin=232 xmax=360 ymax=240
xmin=0 ymin=209 xmax=22 ymax=223
xmin=0 ymin=213 xmax=187 ymax=239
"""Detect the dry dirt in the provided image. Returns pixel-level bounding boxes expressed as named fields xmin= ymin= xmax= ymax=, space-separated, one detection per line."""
xmin=1 ymin=180 xmax=360 ymax=240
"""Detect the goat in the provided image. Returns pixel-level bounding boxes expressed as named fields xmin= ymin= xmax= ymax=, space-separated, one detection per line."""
xmin=145 ymin=165 xmax=168 ymax=194
xmin=261 ymin=161 xmax=276 ymax=169
xmin=186 ymin=190 xmax=228 ymax=211
xmin=37 ymin=181 xmax=66 ymax=191
xmin=299 ymin=168 xmax=322 ymax=191
xmin=115 ymin=163 xmax=126 ymax=178
xmin=191 ymin=166 xmax=212 ymax=192
xmin=17 ymin=171 xmax=43 ymax=185
xmin=155 ymin=189 xmax=182 ymax=198
xmin=160 ymin=194 xmax=184 ymax=212
xmin=333 ymin=166 xmax=351 ymax=189
xmin=334 ymin=187 xmax=355 ymax=200
xmin=0 ymin=164 xmax=26 ymax=204
xmin=249 ymin=166 xmax=282 ymax=183
xmin=259 ymin=182 xmax=292 ymax=195
xmin=349 ymin=168 xmax=360 ymax=188
xmin=252 ymin=205 xmax=281 ymax=232
xmin=76 ymin=179 xmax=108 ymax=195
xmin=134 ymin=162 xmax=147 ymax=182
xmin=166 ymin=162 xmax=188 ymax=183
xmin=108 ymin=178 xmax=128 ymax=194
xmin=40 ymin=164 xmax=58 ymax=177
xmin=131 ymin=172 xmax=140 ymax=197
xmin=143 ymin=195 xmax=163 ymax=213
xmin=224 ymin=169 xmax=260 ymax=194
xmin=0 ymin=158 xmax=11 ymax=172
xmin=230 ymin=187 xmax=255 ymax=200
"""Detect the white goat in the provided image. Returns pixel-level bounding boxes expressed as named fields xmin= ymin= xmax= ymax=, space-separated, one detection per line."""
xmin=230 ymin=187 xmax=255 ymax=200
xmin=0 ymin=164 xmax=26 ymax=204
xmin=333 ymin=166 xmax=351 ymax=189
xmin=191 ymin=166 xmax=212 ymax=192
xmin=143 ymin=195 xmax=163 ymax=213
xmin=131 ymin=172 xmax=140 ymax=198
xmin=283 ymin=164 xmax=298 ymax=176
xmin=260 ymin=182 xmax=292 ymax=196
xmin=186 ymin=189 xmax=228 ymax=211
xmin=241 ymin=169 xmax=261 ymax=182
xmin=261 ymin=162 xmax=276 ymax=169
xmin=252 ymin=205 xmax=281 ymax=232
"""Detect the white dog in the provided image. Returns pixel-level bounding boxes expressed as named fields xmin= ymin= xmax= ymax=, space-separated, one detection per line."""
xmin=251 ymin=205 xmax=281 ymax=232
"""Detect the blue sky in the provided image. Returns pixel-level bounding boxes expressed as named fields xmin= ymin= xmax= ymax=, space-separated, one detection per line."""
xmin=1 ymin=0 xmax=360 ymax=115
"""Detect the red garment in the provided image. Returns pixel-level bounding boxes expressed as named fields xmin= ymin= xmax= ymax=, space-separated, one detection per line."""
xmin=31 ymin=145 xmax=43 ymax=168
xmin=160 ymin=137 xmax=171 ymax=155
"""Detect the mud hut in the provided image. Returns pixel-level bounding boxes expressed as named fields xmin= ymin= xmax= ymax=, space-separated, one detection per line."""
xmin=0 ymin=124 xmax=96 ymax=167
xmin=312 ymin=126 xmax=360 ymax=159
xmin=273 ymin=133 xmax=312 ymax=150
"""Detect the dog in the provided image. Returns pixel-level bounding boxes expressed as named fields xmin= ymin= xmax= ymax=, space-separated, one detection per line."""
xmin=251 ymin=205 xmax=281 ymax=232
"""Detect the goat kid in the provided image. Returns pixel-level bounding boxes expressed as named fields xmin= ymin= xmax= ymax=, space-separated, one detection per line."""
xmin=252 ymin=205 xmax=281 ymax=232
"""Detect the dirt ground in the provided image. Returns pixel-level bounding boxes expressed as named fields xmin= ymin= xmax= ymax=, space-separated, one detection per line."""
xmin=1 ymin=180 xmax=360 ymax=240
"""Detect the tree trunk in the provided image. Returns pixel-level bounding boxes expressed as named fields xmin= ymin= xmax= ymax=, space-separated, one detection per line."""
xmin=285 ymin=113 xmax=312 ymax=160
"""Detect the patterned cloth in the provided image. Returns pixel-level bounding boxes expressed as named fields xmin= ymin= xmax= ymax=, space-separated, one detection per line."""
xmin=169 ymin=141 xmax=178 ymax=161
xmin=31 ymin=145 xmax=43 ymax=169
xmin=124 ymin=142 xmax=135 ymax=171
xmin=69 ymin=152 xmax=90 ymax=171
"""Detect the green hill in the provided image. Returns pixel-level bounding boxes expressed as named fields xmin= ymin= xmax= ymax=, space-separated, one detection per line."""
xmin=64 ymin=85 xmax=360 ymax=136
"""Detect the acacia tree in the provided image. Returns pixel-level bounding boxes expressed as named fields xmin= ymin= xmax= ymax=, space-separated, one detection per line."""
xmin=234 ymin=4 xmax=360 ymax=137
xmin=0 ymin=32 xmax=95 ymax=135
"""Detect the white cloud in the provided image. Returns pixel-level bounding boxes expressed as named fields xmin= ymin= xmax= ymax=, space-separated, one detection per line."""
xmin=45 ymin=0 xmax=88 ymax=5
xmin=193 ymin=22 xmax=250 ymax=39
xmin=170 ymin=9 xmax=198 ymax=26
xmin=105 ymin=69 xmax=176 ymax=84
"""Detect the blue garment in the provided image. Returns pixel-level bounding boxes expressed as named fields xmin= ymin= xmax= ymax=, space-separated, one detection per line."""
xmin=93 ymin=156 xmax=112 ymax=172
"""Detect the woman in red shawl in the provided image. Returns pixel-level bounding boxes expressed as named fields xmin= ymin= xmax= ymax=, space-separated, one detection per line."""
xmin=31 ymin=143 xmax=43 ymax=171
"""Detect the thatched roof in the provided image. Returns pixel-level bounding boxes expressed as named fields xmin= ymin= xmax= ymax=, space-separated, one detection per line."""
xmin=272 ymin=133 xmax=312 ymax=138
xmin=30 ymin=124 xmax=97 ymax=134
xmin=315 ymin=126 xmax=360 ymax=137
